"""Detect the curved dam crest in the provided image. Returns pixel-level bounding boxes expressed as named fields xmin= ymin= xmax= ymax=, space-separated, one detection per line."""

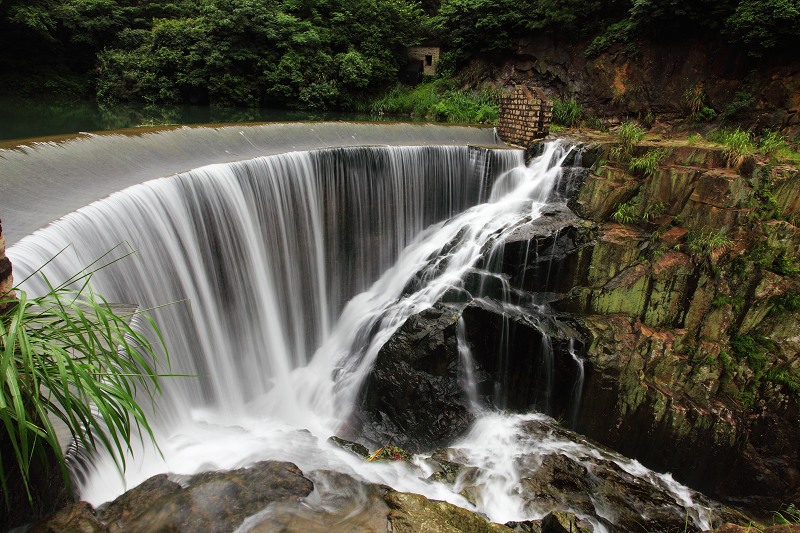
xmin=0 ymin=122 xmax=502 ymax=245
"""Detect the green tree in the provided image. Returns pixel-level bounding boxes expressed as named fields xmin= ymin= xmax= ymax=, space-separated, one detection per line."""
xmin=725 ymin=0 xmax=800 ymax=55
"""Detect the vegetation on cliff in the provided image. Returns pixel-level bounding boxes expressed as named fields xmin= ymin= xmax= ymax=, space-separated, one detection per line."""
xmin=560 ymin=128 xmax=800 ymax=510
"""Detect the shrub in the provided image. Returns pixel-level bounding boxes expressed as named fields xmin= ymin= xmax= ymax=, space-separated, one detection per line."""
xmin=731 ymin=335 xmax=774 ymax=373
xmin=584 ymin=19 xmax=635 ymax=58
xmin=718 ymin=91 xmax=755 ymax=122
xmin=765 ymin=368 xmax=800 ymax=394
xmin=772 ymin=252 xmax=799 ymax=277
xmin=0 ymin=275 xmax=167 ymax=506
xmin=694 ymin=106 xmax=717 ymax=122
xmin=369 ymin=81 xmax=499 ymax=124
xmin=771 ymin=293 xmax=800 ymax=312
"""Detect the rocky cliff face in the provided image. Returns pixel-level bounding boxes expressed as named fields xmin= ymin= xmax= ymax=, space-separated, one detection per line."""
xmin=467 ymin=36 xmax=800 ymax=135
xmin=561 ymin=139 xmax=800 ymax=512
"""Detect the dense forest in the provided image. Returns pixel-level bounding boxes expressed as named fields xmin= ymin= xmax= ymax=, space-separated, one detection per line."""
xmin=1 ymin=0 xmax=798 ymax=110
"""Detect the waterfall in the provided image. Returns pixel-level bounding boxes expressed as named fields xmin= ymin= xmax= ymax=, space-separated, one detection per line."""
xmin=456 ymin=317 xmax=482 ymax=414
xmin=7 ymin=138 xmax=714 ymax=529
xmin=568 ymin=339 xmax=586 ymax=427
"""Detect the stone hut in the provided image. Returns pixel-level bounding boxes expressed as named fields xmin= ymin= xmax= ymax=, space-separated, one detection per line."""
xmin=407 ymin=46 xmax=441 ymax=77
xmin=497 ymin=85 xmax=552 ymax=148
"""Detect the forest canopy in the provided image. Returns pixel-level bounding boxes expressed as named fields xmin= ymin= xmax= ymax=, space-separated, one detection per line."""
xmin=1 ymin=0 xmax=798 ymax=109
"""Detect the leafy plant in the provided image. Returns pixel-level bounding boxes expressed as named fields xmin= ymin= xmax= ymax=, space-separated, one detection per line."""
xmin=708 ymin=128 xmax=756 ymax=168
xmin=711 ymin=294 xmax=744 ymax=311
xmin=370 ymin=81 xmax=499 ymax=124
xmin=642 ymin=202 xmax=666 ymax=221
xmin=771 ymin=292 xmax=800 ymax=312
xmin=774 ymin=503 xmax=800 ymax=524
xmin=1 ymin=271 xmax=167 ymax=507
xmin=731 ymin=335 xmax=773 ymax=373
xmin=683 ymin=85 xmax=705 ymax=120
xmin=629 ymin=149 xmax=668 ymax=177
xmin=686 ymin=230 xmax=733 ymax=256
xmin=614 ymin=121 xmax=646 ymax=159
xmin=552 ymin=97 xmax=582 ymax=127
xmin=772 ymin=252 xmax=799 ymax=277
xmin=584 ymin=19 xmax=636 ymax=58
xmin=718 ymin=91 xmax=755 ymax=122
xmin=611 ymin=201 xmax=638 ymax=224
xmin=754 ymin=183 xmax=779 ymax=219
xmin=757 ymin=130 xmax=800 ymax=163
xmin=694 ymin=106 xmax=717 ymax=122
xmin=764 ymin=368 xmax=800 ymax=394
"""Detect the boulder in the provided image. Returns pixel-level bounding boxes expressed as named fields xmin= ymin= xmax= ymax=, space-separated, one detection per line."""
xmin=95 ymin=461 xmax=313 ymax=532
xmin=357 ymin=304 xmax=476 ymax=451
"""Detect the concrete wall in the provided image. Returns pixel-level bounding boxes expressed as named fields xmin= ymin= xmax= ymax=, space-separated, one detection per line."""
xmin=407 ymin=46 xmax=440 ymax=76
xmin=497 ymin=85 xmax=552 ymax=148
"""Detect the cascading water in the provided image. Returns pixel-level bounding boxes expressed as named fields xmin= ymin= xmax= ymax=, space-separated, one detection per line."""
xmin=456 ymin=317 xmax=482 ymax=414
xmin=7 ymin=139 xmax=716 ymax=530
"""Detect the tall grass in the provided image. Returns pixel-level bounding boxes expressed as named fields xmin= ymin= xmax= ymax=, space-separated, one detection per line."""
xmin=1 ymin=264 xmax=168 ymax=506
xmin=686 ymin=229 xmax=733 ymax=256
xmin=610 ymin=121 xmax=646 ymax=160
xmin=629 ymin=149 xmax=668 ymax=177
xmin=369 ymin=81 xmax=499 ymax=124
xmin=552 ymin=97 xmax=582 ymax=127
xmin=709 ymin=128 xmax=755 ymax=168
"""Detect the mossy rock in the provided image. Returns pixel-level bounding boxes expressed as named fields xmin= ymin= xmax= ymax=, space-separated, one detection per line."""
xmin=573 ymin=166 xmax=639 ymax=221
xmin=384 ymin=491 xmax=513 ymax=533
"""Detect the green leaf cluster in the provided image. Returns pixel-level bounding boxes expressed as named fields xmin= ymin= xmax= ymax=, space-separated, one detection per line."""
xmin=1 ymin=0 xmax=423 ymax=109
xmin=369 ymin=81 xmax=499 ymax=124
xmin=1 ymin=266 xmax=167 ymax=510
xmin=434 ymin=0 xmax=800 ymax=70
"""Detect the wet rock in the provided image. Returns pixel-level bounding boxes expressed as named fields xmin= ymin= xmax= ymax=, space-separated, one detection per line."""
xmin=97 ymin=461 xmax=313 ymax=532
xmin=540 ymin=512 xmax=592 ymax=533
xmin=96 ymin=474 xmax=181 ymax=532
xmin=384 ymin=490 xmax=513 ymax=533
xmin=711 ymin=525 xmax=800 ymax=533
xmin=462 ymin=299 xmax=584 ymax=417
xmin=487 ymin=203 xmax=594 ymax=294
xmin=430 ymin=416 xmax=744 ymax=532
xmin=240 ymin=470 xmax=390 ymax=533
xmin=357 ymin=304 xmax=476 ymax=451
xmin=505 ymin=520 xmax=543 ymax=532
xmin=572 ymin=166 xmax=639 ymax=221
xmin=327 ymin=436 xmax=370 ymax=459
xmin=29 ymin=501 xmax=107 ymax=533
xmin=425 ymin=450 xmax=465 ymax=484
